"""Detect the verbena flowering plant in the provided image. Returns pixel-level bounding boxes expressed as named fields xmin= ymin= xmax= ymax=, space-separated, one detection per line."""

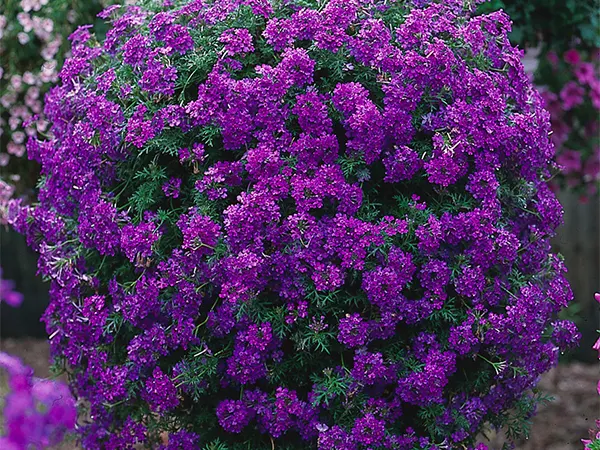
xmin=10 ymin=0 xmax=580 ymax=448
xmin=536 ymin=48 xmax=600 ymax=200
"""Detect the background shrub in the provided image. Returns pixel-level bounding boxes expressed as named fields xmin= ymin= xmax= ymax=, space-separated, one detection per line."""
xmin=478 ymin=0 xmax=599 ymax=52
xmin=0 ymin=0 xmax=113 ymax=211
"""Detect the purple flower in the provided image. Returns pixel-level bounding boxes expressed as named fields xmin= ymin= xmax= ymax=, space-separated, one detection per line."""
xmin=337 ymin=313 xmax=369 ymax=348
xmin=143 ymin=367 xmax=179 ymax=413
xmin=556 ymin=149 xmax=583 ymax=173
xmin=591 ymin=79 xmax=600 ymax=109
xmin=559 ymin=81 xmax=585 ymax=110
xmin=351 ymin=350 xmax=391 ymax=385
xmin=140 ymin=54 xmax=178 ymax=97
xmin=351 ymin=413 xmax=385 ymax=446
xmin=383 ymin=145 xmax=422 ymax=182
xmin=564 ymin=49 xmax=581 ymax=65
xmin=216 ymin=399 xmax=254 ymax=433
xmin=126 ymin=105 xmax=160 ymax=148
xmin=574 ymin=62 xmax=596 ymax=85
xmin=162 ymin=177 xmax=182 ymax=198
xmin=120 ymin=221 xmax=162 ymax=264
xmin=219 ymin=28 xmax=254 ymax=56
xmin=177 ymin=209 xmax=221 ymax=253
xmin=0 ymin=268 xmax=23 ymax=307
xmin=551 ymin=320 xmax=581 ymax=350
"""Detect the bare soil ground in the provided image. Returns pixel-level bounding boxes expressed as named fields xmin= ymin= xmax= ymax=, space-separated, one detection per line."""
xmin=1 ymin=338 xmax=598 ymax=449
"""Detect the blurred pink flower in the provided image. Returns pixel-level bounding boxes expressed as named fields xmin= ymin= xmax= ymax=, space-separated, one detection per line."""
xmin=11 ymin=131 xmax=25 ymax=145
xmin=541 ymin=90 xmax=563 ymax=117
xmin=20 ymin=0 xmax=50 ymax=13
xmin=574 ymin=62 xmax=596 ymax=85
xmin=560 ymin=81 xmax=585 ymax=110
xmin=10 ymin=75 xmax=22 ymax=91
xmin=550 ymin=120 xmax=571 ymax=146
xmin=7 ymin=142 xmax=25 ymax=157
xmin=0 ymin=180 xmax=15 ymax=203
xmin=564 ymin=49 xmax=581 ymax=65
xmin=556 ymin=149 xmax=582 ymax=173
xmin=22 ymin=71 xmax=35 ymax=85
xmin=26 ymin=86 xmax=40 ymax=100
xmin=547 ymin=51 xmax=560 ymax=68
xmin=590 ymin=80 xmax=600 ymax=109
xmin=8 ymin=116 xmax=20 ymax=130
xmin=17 ymin=32 xmax=30 ymax=45
xmin=583 ymin=150 xmax=600 ymax=181
xmin=16 ymin=12 xmax=32 ymax=32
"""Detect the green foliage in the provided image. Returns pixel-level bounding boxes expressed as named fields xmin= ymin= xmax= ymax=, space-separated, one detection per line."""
xmin=478 ymin=0 xmax=600 ymax=52
xmin=485 ymin=389 xmax=553 ymax=443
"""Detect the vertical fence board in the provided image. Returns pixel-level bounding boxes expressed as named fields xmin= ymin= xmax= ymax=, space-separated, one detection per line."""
xmin=553 ymin=192 xmax=600 ymax=361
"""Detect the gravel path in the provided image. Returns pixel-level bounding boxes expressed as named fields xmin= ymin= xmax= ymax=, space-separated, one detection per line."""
xmin=1 ymin=338 xmax=598 ymax=449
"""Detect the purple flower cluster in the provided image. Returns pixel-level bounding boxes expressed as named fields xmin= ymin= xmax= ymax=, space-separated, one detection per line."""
xmin=11 ymin=0 xmax=579 ymax=448
xmin=0 ymin=353 xmax=76 ymax=449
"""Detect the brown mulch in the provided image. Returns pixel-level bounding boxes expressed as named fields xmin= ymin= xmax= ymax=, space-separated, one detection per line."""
xmin=1 ymin=338 xmax=598 ymax=449
xmin=484 ymin=363 xmax=599 ymax=449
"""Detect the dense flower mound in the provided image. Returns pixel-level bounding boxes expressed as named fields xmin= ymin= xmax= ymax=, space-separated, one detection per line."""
xmin=11 ymin=0 xmax=580 ymax=448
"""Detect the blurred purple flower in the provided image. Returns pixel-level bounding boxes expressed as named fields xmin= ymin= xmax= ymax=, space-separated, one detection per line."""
xmin=564 ymin=49 xmax=581 ymax=65
xmin=574 ymin=62 xmax=596 ymax=85
xmin=590 ymin=79 xmax=600 ymax=109
xmin=0 ymin=352 xmax=77 ymax=448
xmin=559 ymin=81 xmax=585 ymax=110
xmin=0 ymin=268 xmax=23 ymax=307
xmin=556 ymin=149 xmax=582 ymax=174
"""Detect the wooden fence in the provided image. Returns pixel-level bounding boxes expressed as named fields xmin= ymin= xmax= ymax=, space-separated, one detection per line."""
xmin=553 ymin=191 xmax=600 ymax=360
